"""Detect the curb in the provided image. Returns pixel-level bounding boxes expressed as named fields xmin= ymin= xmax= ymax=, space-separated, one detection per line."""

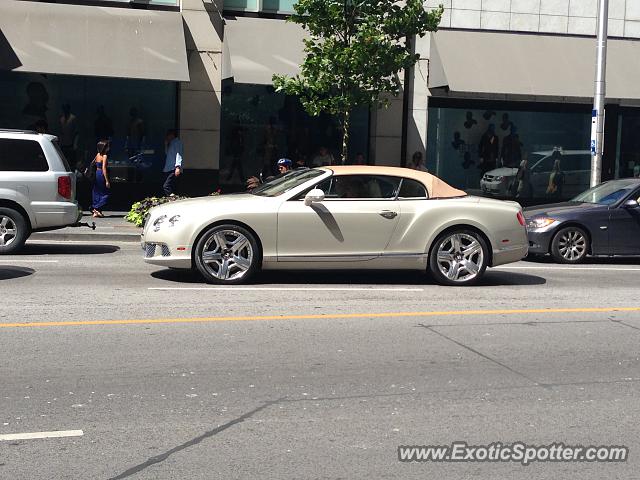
xmin=31 ymin=232 xmax=141 ymax=243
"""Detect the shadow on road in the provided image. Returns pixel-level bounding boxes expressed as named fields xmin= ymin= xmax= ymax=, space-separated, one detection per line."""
xmin=0 ymin=266 xmax=35 ymax=280
xmin=151 ymin=268 xmax=546 ymax=287
xmin=19 ymin=243 xmax=120 ymax=255
xmin=525 ymin=254 xmax=640 ymax=265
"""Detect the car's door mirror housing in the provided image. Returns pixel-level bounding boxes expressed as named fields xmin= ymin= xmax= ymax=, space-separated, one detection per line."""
xmin=304 ymin=188 xmax=325 ymax=206
xmin=623 ymin=199 xmax=640 ymax=209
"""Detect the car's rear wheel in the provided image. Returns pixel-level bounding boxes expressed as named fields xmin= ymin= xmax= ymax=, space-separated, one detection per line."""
xmin=429 ymin=229 xmax=488 ymax=286
xmin=550 ymin=226 xmax=589 ymax=263
xmin=0 ymin=208 xmax=29 ymax=255
xmin=194 ymin=224 xmax=260 ymax=284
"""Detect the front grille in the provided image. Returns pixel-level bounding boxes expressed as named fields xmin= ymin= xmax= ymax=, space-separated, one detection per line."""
xmin=143 ymin=242 xmax=170 ymax=258
xmin=144 ymin=243 xmax=156 ymax=258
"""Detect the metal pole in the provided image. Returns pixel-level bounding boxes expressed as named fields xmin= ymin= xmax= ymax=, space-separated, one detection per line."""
xmin=591 ymin=0 xmax=609 ymax=187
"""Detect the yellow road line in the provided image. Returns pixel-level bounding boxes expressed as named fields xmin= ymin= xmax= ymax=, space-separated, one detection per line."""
xmin=0 ymin=307 xmax=638 ymax=329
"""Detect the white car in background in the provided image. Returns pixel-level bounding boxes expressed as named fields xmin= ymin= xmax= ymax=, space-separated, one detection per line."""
xmin=480 ymin=150 xmax=592 ymax=198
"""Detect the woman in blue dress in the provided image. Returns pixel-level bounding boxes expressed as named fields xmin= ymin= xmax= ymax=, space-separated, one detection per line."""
xmin=91 ymin=140 xmax=111 ymax=218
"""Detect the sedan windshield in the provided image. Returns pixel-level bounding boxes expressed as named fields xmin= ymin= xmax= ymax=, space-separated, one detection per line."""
xmin=251 ymin=168 xmax=326 ymax=197
xmin=571 ymin=180 xmax=638 ymax=205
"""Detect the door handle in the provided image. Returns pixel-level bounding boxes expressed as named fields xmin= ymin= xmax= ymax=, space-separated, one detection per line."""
xmin=379 ymin=210 xmax=398 ymax=219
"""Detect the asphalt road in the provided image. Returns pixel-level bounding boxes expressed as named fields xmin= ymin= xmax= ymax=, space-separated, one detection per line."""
xmin=1 ymin=240 xmax=639 ymax=479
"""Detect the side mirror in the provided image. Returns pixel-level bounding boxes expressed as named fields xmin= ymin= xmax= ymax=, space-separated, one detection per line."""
xmin=624 ymin=199 xmax=640 ymax=209
xmin=304 ymin=188 xmax=325 ymax=206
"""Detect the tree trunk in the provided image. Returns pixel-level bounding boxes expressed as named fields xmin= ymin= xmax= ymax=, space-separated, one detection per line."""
xmin=341 ymin=109 xmax=350 ymax=165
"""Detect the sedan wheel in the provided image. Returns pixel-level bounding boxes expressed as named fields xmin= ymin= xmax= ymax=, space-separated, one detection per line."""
xmin=551 ymin=226 xmax=589 ymax=263
xmin=0 ymin=208 xmax=29 ymax=254
xmin=194 ymin=224 xmax=260 ymax=284
xmin=429 ymin=230 xmax=488 ymax=286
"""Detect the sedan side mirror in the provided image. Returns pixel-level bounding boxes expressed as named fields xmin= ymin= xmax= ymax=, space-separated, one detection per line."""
xmin=623 ymin=199 xmax=640 ymax=208
xmin=304 ymin=188 xmax=325 ymax=206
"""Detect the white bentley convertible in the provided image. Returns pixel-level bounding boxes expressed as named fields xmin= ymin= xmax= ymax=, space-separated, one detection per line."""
xmin=142 ymin=166 xmax=528 ymax=286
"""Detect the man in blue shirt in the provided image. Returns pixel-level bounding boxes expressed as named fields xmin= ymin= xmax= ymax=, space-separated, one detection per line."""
xmin=163 ymin=129 xmax=183 ymax=195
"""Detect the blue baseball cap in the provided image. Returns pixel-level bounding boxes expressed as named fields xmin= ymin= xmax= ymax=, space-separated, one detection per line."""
xmin=277 ymin=158 xmax=292 ymax=167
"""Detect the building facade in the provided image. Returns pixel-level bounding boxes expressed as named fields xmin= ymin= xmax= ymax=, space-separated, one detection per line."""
xmin=1 ymin=0 xmax=640 ymax=206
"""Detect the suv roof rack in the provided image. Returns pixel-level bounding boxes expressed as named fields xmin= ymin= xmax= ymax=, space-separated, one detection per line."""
xmin=0 ymin=128 xmax=39 ymax=134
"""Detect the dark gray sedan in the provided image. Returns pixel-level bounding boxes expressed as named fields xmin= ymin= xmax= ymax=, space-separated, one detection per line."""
xmin=525 ymin=178 xmax=640 ymax=263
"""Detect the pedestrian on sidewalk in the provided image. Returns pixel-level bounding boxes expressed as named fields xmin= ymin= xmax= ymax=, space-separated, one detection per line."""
xmin=163 ymin=129 xmax=183 ymax=196
xmin=89 ymin=140 xmax=111 ymax=218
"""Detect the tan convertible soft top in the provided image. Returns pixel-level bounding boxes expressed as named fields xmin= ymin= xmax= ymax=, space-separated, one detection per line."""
xmin=324 ymin=165 xmax=466 ymax=199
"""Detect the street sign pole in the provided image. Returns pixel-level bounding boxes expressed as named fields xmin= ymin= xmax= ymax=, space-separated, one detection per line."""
xmin=591 ymin=0 xmax=609 ymax=187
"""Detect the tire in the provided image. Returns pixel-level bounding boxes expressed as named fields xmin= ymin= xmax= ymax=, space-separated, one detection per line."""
xmin=550 ymin=226 xmax=589 ymax=264
xmin=429 ymin=229 xmax=489 ymax=286
xmin=0 ymin=207 xmax=29 ymax=255
xmin=194 ymin=224 xmax=260 ymax=284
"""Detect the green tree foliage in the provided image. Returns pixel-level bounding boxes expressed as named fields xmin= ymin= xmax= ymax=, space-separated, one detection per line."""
xmin=273 ymin=0 xmax=443 ymax=163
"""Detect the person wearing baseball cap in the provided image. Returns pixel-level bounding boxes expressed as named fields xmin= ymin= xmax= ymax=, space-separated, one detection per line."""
xmin=277 ymin=158 xmax=293 ymax=174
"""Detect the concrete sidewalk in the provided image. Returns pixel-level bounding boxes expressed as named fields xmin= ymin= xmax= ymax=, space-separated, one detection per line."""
xmin=30 ymin=212 xmax=141 ymax=243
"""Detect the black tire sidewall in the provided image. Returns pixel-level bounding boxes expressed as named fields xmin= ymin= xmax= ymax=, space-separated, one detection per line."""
xmin=194 ymin=224 xmax=260 ymax=284
xmin=429 ymin=229 xmax=489 ymax=286
xmin=0 ymin=207 xmax=29 ymax=254
xmin=551 ymin=226 xmax=589 ymax=264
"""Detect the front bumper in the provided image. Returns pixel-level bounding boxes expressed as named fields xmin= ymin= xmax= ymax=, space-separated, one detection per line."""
xmin=141 ymin=233 xmax=192 ymax=269
xmin=526 ymin=228 xmax=554 ymax=255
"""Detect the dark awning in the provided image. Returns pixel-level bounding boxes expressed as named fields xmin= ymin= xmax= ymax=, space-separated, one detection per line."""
xmin=224 ymin=16 xmax=306 ymax=85
xmin=0 ymin=2 xmax=189 ymax=82
xmin=429 ymin=30 xmax=640 ymax=100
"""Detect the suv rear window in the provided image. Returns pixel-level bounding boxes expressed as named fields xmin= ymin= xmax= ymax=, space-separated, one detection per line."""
xmin=0 ymin=139 xmax=49 ymax=172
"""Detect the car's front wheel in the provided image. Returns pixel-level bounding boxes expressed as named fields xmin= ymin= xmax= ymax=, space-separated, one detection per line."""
xmin=429 ymin=229 xmax=489 ymax=286
xmin=194 ymin=224 xmax=260 ymax=284
xmin=550 ymin=226 xmax=589 ymax=263
xmin=0 ymin=207 xmax=29 ymax=254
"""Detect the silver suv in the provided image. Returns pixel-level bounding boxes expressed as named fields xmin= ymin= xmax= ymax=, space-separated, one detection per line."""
xmin=0 ymin=129 xmax=80 ymax=253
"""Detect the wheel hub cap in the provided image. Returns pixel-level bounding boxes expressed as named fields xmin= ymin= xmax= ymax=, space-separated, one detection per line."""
xmin=0 ymin=216 xmax=16 ymax=246
xmin=436 ymin=233 xmax=484 ymax=283
xmin=201 ymin=230 xmax=253 ymax=281
xmin=558 ymin=230 xmax=586 ymax=261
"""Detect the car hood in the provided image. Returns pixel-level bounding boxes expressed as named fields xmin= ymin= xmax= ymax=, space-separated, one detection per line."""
xmin=524 ymin=201 xmax=603 ymax=218
xmin=484 ymin=167 xmax=518 ymax=177
xmin=147 ymin=193 xmax=267 ymax=218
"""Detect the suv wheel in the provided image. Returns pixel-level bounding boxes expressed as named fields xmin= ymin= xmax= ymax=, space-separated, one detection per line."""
xmin=0 ymin=208 xmax=29 ymax=254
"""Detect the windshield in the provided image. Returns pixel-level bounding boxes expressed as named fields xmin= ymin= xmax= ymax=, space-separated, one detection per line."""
xmin=252 ymin=168 xmax=325 ymax=197
xmin=571 ymin=180 xmax=638 ymax=205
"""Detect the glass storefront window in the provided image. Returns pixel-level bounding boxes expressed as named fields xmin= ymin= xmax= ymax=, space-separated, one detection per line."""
xmin=0 ymin=71 xmax=176 ymax=196
xmin=224 ymin=0 xmax=296 ymax=12
xmin=617 ymin=110 xmax=640 ymax=180
xmin=220 ymin=83 xmax=369 ymax=185
xmin=427 ymin=103 xmax=591 ymax=202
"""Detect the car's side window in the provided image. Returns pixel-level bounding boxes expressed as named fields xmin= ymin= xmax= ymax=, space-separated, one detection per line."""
xmin=397 ymin=178 xmax=428 ymax=199
xmin=319 ymin=175 xmax=400 ymax=199
xmin=0 ymin=139 xmax=48 ymax=172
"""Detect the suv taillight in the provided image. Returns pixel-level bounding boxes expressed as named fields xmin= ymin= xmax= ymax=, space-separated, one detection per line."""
xmin=517 ymin=211 xmax=526 ymax=226
xmin=58 ymin=175 xmax=71 ymax=199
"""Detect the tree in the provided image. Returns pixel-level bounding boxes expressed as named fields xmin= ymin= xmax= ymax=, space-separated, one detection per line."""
xmin=273 ymin=0 xmax=443 ymax=164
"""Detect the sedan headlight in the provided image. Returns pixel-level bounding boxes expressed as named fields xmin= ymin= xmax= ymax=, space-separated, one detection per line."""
xmin=494 ymin=175 xmax=504 ymax=182
xmin=526 ymin=217 xmax=556 ymax=230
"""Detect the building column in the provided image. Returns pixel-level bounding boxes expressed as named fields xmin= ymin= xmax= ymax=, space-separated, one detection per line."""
xmin=406 ymin=33 xmax=430 ymax=168
xmin=369 ymin=93 xmax=404 ymax=166
xmin=180 ymin=0 xmax=224 ymax=195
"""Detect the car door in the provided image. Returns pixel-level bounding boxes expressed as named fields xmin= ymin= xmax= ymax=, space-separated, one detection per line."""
xmin=276 ymin=174 xmax=401 ymax=260
xmin=608 ymin=188 xmax=640 ymax=255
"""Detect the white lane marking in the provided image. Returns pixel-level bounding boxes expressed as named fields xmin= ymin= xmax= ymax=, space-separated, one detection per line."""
xmin=149 ymin=287 xmax=424 ymax=292
xmin=496 ymin=265 xmax=640 ymax=272
xmin=0 ymin=260 xmax=59 ymax=263
xmin=0 ymin=430 xmax=83 ymax=441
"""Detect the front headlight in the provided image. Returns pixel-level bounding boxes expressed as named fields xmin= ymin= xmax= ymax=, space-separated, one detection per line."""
xmin=494 ymin=175 xmax=504 ymax=182
xmin=152 ymin=215 xmax=167 ymax=232
xmin=527 ymin=217 xmax=556 ymax=230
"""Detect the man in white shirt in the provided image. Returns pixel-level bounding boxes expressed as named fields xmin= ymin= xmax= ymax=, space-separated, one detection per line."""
xmin=163 ymin=129 xmax=184 ymax=196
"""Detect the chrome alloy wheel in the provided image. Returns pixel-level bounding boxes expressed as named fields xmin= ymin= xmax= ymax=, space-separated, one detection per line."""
xmin=557 ymin=229 xmax=587 ymax=261
xmin=0 ymin=215 xmax=17 ymax=247
xmin=200 ymin=229 xmax=254 ymax=281
xmin=436 ymin=233 xmax=484 ymax=283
